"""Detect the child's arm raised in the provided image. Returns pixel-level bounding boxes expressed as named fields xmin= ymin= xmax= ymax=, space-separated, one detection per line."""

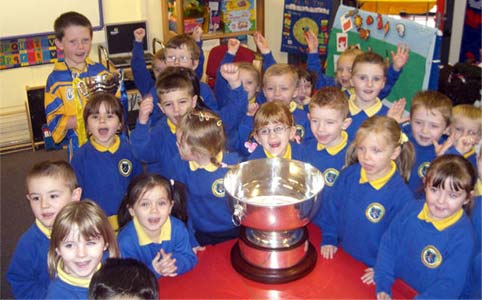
xmin=130 ymin=27 xmax=154 ymax=96
xmin=253 ymin=31 xmax=276 ymax=71
xmin=192 ymin=26 xmax=205 ymax=79
xmin=214 ymin=38 xmax=241 ymax=107
xmin=304 ymin=30 xmax=336 ymax=89
xmin=380 ymin=44 xmax=410 ymax=99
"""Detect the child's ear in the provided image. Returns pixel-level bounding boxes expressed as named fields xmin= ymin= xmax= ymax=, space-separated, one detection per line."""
xmin=72 ymin=187 xmax=82 ymax=202
xmin=128 ymin=206 xmax=135 ymax=217
xmin=390 ymin=145 xmax=402 ymax=160
xmin=464 ymin=190 xmax=475 ymax=206
xmin=103 ymin=242 xmax=109 ymax=251
xmin=191 ymin=94 xmax=198 ymax=108
xmin=192 ymin=59 xmax=200 ymax=71
xmin=307 ymin=113 xmax=311 ymax=121
xmin=288 ymin=126 xmax=297 ymax=140
xmin=342 ymin=117 xmax=352 ymax=130
xmin=54 ymin=39 xmax=64 ymax=50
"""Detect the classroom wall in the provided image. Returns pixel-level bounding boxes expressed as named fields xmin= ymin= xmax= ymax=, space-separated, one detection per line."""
xmin=0 ymin=1 xmax=464 ymax=112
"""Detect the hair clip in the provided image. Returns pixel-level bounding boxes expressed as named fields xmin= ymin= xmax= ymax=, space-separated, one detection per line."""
xmin=169 ymin=179 xmax=174 ymax=186
xmin=399 ymin=132 xmax=409 ymax=145
xmin=216 ymin=120 xmax=222 ymax=127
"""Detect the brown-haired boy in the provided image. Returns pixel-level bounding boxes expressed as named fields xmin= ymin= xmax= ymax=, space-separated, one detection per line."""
xmin=6 ymin=160 xmax=81 ymax=299
xmin=45 ymin=12 xmax=112 ymax=161
xmin=403 ymin=90 xmax=453 ymax=196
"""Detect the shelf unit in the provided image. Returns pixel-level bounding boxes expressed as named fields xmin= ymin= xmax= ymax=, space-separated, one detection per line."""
xmin=160 ymin=0 xmax=264 ymax=41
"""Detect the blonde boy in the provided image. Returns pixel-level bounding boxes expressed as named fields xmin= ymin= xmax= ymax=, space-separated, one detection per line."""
xmin=404 ymin=90 xmax=453 ymax=195
xmin=6 ymin=160 xmax=81 ymax=299
xmin=446 ymin=104 xmax=482 ymax=168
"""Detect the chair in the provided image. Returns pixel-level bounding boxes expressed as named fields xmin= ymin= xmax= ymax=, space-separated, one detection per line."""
xmin=205 ymin=44 xmax=256 ymax=88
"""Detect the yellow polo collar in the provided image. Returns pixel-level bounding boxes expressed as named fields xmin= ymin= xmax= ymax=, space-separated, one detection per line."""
xmin=359 ymin=161 xmax=396 ymax=190
xmin=35 ymin=219 xmax=51 ymax=239
xmin=418 ymin=203 xmax=463 ymax=231
xmin=134 ymin=216 xmax=172 ymax=246
xmin=167 ymin=118 xmax=177 ymax=134
xmin=57 ymin=262 xmax=101 ymax=288
xmin=249 ymin=96 xmax=256 ymax=104
xmin=348 ymin=94 xmax=382 ymax=117
xmin=189 ymin=152 xmax=223 ymax=172
xmin=264 ymin=143 xmax=292 ymax=159
xmin=90 ymin=135 xmax=120 ymax=153
xmin=289 ymin=101 xmax=298 ymax=113
xmin=317 ymin=131 xmax=348 ymax=155
xmin=464 ymin=148 xmax=476 ymax=159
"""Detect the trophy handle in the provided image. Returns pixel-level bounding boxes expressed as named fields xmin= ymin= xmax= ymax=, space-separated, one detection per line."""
xmin=152 ymin=37 xmax=165 ymax=54
xmin=97 ymin=45 xmax=110 ymax=70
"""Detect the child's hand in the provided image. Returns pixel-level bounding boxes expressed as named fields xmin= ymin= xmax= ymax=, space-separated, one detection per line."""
xmin=133 ymin=27 xmax=146 ymax=43
xmin=391 ymin=43 xmax=410 ymax=72
xmin=253 ymin=31 xmax=270 ymax=54
xmin=193 ymin=246 xmax=206 ymax=254
xmin=192 ymin=25 xmax=203 ymax=42
xmin=304 ymin=31 xmax=319 ymax=54
xmin=387 ymin=98 xmax=409 ymax=124
xmin=377 ymin=292 xmax=392 ymax=300
xmin=138 ymin=95 xmax=154 ymax=125
xmin=454 ymin=135 xmax=478 ymax=155
xmin=247 ymin=102 xmax=259 ymax=116
xmin=320 ymin=245 xmax=338 ymax=259
xmin=361 ymin=267 xmax=375 ymax=285
xmin=66 ymin=116 xmax=77 ymax=129
xmin=220 ymin=63 xmax=242 ymax=89
xmin=433 ymin=134 xmax=455 ymax=156
xmin=227 ymin=38 xmax=241 ymax=55
xmin=152 ymin=249 xmax=178 ymax=277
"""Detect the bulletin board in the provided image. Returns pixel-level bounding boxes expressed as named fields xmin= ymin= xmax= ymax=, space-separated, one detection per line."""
xmin=0 ymin=0 xmax=103 ymax=70
xmin=281 ymin=0 xmax=332 ymax=57
xmin=325 ymin=5 xmax=439 ymax=106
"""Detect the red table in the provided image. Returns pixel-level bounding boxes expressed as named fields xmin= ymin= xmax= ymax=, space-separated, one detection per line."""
xmin=159 ymin=224 xmax=416 ymax=299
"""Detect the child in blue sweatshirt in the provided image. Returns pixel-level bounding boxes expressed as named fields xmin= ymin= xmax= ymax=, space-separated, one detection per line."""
xmin=117 ymin=174 xmax=197 ymax=278
xmin=46 ymin=201 xmax=119 ymax=299
xmin=319 ymin=116 xmax=415 ymax=270
xmin=7 ymin=160 xmax=81 ymax=299
xmin=374 ymin=154 xmax=477 ymax=299
xmin=247 ymin=101 xmax=304 ymax=160
xmin=401 ymin=90 xmax=452 ymax=197
xmin=71 ymin=93 xmax=142 ymax=231
xmin=130 ymin=26 xmax=205 ymax=126
xmin=304 ymin=30 xmax=409 ymax=100
xmin=174 ymin=109 xmax=242 ymax=246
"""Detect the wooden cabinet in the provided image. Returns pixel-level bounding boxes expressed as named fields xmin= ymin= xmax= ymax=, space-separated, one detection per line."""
xmin=160 ymin=0 xmax=264 ymax=41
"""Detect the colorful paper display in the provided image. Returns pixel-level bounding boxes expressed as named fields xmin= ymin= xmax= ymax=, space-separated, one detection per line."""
xmin=0 ymin=34 xmax=63 ymax=70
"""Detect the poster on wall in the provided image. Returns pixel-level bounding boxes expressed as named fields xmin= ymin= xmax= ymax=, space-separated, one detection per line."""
xmin=0 ymin=34 xmax=64 ymax=70
xmin=326 ymin=5 xmax=439 ymax=105
xmin=280 ymin=0 xmax=332 ymax=57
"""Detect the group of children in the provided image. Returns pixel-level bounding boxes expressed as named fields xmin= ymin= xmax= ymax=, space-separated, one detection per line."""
xmin=6 ymin=10 xmax=481 ymax=299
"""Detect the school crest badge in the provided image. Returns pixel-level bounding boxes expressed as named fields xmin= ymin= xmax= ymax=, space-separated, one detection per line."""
xmin=365 ymin=202 xmax=385 ymax=223
xmin=421 ymin=245 xmax=442 ymax=268
xmin=295 ymin=124 xmax=305 ymax=139
xmin=66 ymin=87 xmax=74 ymax=101
xmin=212 ymin=178 xmax=225 ymax=198
xmin=323 ymin=168 xmax=339 ymax=187
xmin=417 ymin=162 xmax=430 ymax=178
xmin=118 ymin=159 xmax=133 ymax=177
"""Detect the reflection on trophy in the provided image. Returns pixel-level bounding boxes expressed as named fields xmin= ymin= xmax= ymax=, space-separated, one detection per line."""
xmin=82 ymin=72 xmax=120 ymax=96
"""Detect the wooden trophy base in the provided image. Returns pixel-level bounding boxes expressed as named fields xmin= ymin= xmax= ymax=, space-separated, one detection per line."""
xmin=230 ymin=241 xmax=317 ymax=284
